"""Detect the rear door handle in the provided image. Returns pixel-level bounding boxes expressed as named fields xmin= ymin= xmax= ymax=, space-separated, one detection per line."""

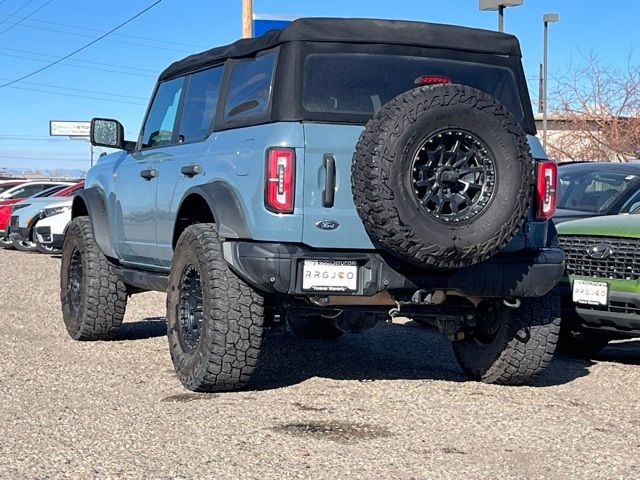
xmin=139 ymin=168 xmax=158 ymax=180
xmin=322 ymin=154 xmax=336 ymax=208
xmin=181 ymin=164 xmax=202 ymax=177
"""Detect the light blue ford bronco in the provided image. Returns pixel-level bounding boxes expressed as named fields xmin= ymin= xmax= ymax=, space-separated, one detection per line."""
xmin=61 ymin=18 xmax=565 ymax=391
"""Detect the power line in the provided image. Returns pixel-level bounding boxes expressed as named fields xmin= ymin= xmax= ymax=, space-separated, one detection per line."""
xmin=5 ymin=84 xmax=147 ymax=105
xmin=0 ymin=77 xmax=147 ymax=101
xmin=9 ymin=79 xmax=147 ymax=100
xmin=0 ymin=51 xmax=156 ymax=78
xmin=0 ymin=46 xmax=158 ymax=73
xmin=0 ymin=20 xmax=194 ymax=53
xmin=0 ymin=0 xmax=163 ymax=89
xmin=0 ymin=0 xmax=54 ymax=37
xmin=0 ymin=0 xmax=39 ymax=28
xmin=0 ymin=12 xmax=207 ymax=50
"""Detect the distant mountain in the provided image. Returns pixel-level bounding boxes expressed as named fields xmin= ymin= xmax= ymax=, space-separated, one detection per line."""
xmin=0 ymin=167 xmax=85 ymax=180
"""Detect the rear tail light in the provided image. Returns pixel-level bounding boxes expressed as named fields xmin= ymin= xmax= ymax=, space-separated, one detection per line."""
xmin=535 ymin=161 xmax=557 ymax=220
xmin=265 ymin=147 xmax=295 ymax=213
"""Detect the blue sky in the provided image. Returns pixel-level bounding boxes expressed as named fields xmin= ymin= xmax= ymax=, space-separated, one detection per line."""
xmin=0 ymin=0 xmax=637 ymax=171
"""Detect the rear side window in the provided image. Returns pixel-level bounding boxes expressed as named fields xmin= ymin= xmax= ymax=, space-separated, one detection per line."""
xmin=303 ymin=53 xmax=524 ymax=123
xmin=0 ymin=184 xmax=18 ymax=194
xmin=224 ymin=52 xmax=276 ymax=122
xmin=178 ymin=66 xmax=224 ymax=143
xmin=141 ymin=76 xmax=184 ymax=148
xmin=11 ymin=184 xmax=47 ymax=198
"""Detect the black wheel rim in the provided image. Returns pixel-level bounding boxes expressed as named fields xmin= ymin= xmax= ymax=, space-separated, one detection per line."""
xmin=68 ymin=247 xmax=83 ymax=316
xmin=178 ymin=265 xmax=204 ymax=352
xmin=411 ymin=129 xmax=496 ymax=224
xmin=472 ymin=305 xmax=501 ymax=345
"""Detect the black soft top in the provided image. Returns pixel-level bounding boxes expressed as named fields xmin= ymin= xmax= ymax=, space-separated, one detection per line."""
xmin=160 ymin=17 xmax=522 ymax=80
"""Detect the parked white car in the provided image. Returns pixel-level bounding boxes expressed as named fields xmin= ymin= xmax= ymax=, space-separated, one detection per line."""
xmin=33 ymin=198 xmax=72 ymax=253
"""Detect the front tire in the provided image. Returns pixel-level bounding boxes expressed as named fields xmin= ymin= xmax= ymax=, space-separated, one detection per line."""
xmin=35 ymin=237 xmax=61 ymax=254
xmin=12 ymin=238 xmax=37 ymax=252
xmin=60 ymin=217 xmax=128 ymax=340
xmin=452 ymin=291 xmax=561 ymax=385
xmin=167 ymin=224 xmax=265 ymax=392
xmin=0 ymin=233 xmax=14 ymax=249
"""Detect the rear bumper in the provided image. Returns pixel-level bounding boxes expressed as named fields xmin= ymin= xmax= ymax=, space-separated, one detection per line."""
xmin=560 ymin=281 xmax=640 ymax=336
xmin=222 ymin=241 xmax=565 ymax=298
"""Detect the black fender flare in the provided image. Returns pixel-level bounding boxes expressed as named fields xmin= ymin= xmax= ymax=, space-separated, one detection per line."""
xmin=177 ymin=182 xmax=251 ymax=239
xmin=72 ymin=187 xmax=117 ymax=258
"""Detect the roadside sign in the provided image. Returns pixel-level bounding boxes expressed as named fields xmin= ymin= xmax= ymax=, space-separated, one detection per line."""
xmin=49 ymin=120 xmax=90 ymax=137
xmin=253 ymin=14 xmax=296 ymax=37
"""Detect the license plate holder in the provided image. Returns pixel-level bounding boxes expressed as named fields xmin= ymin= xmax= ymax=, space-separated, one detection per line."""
xmin=572 ymin=279 xmax=609 ymax=306
xmin=302 ymin=260 xmax=358 ymax=292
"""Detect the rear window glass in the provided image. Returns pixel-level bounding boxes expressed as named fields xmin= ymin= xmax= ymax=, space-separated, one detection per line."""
xmin=224 ymin=52 xmax=276 ymax=122
xmin=303 ymin=53 xmax=523 ymax=122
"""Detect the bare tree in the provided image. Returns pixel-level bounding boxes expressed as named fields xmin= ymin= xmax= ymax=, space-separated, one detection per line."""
xmin=546 ymin=52 xmax=640 ymax=162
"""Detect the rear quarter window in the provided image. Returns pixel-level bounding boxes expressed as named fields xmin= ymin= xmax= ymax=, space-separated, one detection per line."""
xmin=223 ymin=52 xmax=276 ymax=122
xmin=303 ymin=53 xmax=523 ymax=123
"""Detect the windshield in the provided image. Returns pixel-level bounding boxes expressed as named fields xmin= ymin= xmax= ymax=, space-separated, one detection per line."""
xmin=303 ymin=53 xmax=524 ymax=123
xmin=557 ymin=169 xmax=640 ymax=213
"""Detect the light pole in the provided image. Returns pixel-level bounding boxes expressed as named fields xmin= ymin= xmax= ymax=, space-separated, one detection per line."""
xmin=242 ymin=0 xmax=253 ymax=38
xmin=542 ymin=13 xmax=559 ymax=149
xmin=479 ymin=0 xmax=523 ymax=32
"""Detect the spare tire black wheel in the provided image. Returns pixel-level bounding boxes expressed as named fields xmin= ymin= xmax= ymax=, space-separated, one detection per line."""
xmin=352 ymin=84 xmax=534 ymax=269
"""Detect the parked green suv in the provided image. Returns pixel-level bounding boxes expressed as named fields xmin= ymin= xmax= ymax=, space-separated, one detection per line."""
xmin=558 ymin=214 xmax=640 ymax=356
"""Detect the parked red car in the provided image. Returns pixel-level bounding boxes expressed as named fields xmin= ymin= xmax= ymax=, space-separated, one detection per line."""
xmin=0 ymin=181 xmax=77 ymax=247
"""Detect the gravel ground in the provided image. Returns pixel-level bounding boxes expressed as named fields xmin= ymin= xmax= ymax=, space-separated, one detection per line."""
xmin=1 ymin=248 xmax=639 ymax=480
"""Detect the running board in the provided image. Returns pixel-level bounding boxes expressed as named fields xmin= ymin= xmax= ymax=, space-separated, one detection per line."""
xmin=113 ymin=266 xmax=168 ymax=293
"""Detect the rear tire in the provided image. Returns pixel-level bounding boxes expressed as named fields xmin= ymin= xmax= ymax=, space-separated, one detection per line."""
xmin=166 ymin=224 xmax=265 ymax=392
xmin=452 ymin=291 xmax=561 ymax=385
xmin=60 ymin=217 xmax=127 ymax=340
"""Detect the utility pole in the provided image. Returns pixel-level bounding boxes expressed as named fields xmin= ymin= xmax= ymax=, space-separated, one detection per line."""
xmin=242 ymin=0 xmax=253 ymax=38
xmin=538 ymin=63 xmax=544 ymax=113
xmin=542 ymin=13 xmax=559 ymax=149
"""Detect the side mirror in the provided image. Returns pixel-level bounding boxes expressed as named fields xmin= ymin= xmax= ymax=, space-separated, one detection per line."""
xmin=90 ymin=118 xmax=127 ymax=150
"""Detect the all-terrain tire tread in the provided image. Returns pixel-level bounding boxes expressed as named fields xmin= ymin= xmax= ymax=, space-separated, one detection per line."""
xmin=60 ymin=217 xmax=127 ymax=340
xmin=352 ymin=84 xmax=534 ymax=269
xmin=167 ymin=224 xmax=265 ymax=392
xmin=453 ymin=291 xmax=561 ymax=385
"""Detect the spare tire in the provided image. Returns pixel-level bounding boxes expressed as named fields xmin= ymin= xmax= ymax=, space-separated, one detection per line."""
xmin=352 ymin=84 xmax=534 ymax=269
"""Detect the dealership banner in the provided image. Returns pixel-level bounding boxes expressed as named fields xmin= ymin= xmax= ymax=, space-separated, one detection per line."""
xmin=49 ymin=120 xmax=90 ymax=137
xmin=253 ymin=14 xmax=297 ymax=37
